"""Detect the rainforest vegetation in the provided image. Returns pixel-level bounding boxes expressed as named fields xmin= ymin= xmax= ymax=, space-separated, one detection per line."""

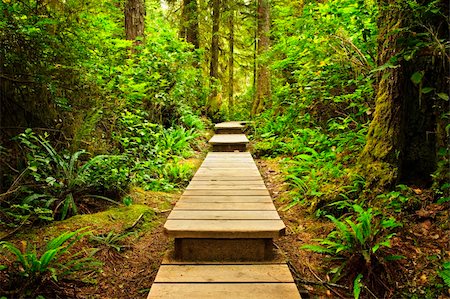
xmin=0 ymin=0 xmax=449 ymax=298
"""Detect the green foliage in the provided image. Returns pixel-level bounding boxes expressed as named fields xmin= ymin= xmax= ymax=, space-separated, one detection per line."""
xmin=353 ymin=273 xmax=363 ymax=299
xmin=0 ymin=228 xmax=100 ymax=296
xmin=438 ymin=261 xmax=450 ymax=288
xmin=89 ymin=231 xmax=135 ymax=253
xmin=302 ymin=204 xmax=401 ymax=282
xmin=1 ymin=129 xmax=130 ymax=225
xmin=113 ymin=110 xmax=199 ymax=191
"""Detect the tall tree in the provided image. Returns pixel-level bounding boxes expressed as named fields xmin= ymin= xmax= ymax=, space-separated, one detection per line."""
xmin=181 ymin=0 xmax=200 ymax=48
xmin=125 ymin=0 xmax=146 ymax=43
xmin=360 ymin=0 xmax=449 ymax=189
xmin=228 ymin=3 xmax=235 ymax=114
xmin=208 ymin=0 xmax=221 ymax=117
xmin=251 ymin=0 xmax=271 ymax=115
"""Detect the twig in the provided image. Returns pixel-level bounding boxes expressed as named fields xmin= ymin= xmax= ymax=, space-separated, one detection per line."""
xmin=0 ymin=215 xmax=30 ymax=241
xmin=305 ymin=262 xmax=348 ymax=299
xmin=127 ymin=213 xmax=145 ymax=231
xmin=364 ymin=285 xmax=379 ymax=299
xmin=0 ymin=168 xmax=28 ymax=201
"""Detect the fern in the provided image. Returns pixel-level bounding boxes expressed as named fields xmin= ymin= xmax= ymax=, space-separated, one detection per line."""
xmin=438 ymin=261 xmax=450 ymax=287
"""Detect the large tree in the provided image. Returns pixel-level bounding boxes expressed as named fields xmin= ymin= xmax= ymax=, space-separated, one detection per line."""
xmin=360 ymin=0 xmax=449 ymax=189
xmin=181 ymin=0 xmax=200 ymax=48
xmin=228 ymin=2 xmax=235 ymax=114
xmin=251 ymin=0 xmax=271 ymax=115
xmin=207 ymin=0 xmax=221 ymax=117
xmin=125 ymin=0 xmax=146 ymax=43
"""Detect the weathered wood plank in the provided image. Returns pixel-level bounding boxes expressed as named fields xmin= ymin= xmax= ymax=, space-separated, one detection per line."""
xmin=183 ymin=190 xmax=270 ymax=196
xmin=168 ymin=210 xmax=280 ymax=220
xmin=154 ymin=264 xmax=293 ymax=283
xmin=178 ymin=195 xmax=273 ymax=202
xmin=164 ymin=219 xmax=285 ymax=238
xmin=214 ymin=121 xmax=246 ymax=129
xmin=188 ymin=181 xmax=265 ymax=186
xmin=209 ymin=134 xmax=249 ymax=144
xmin=200 ymin=163 xmax=257 ymax=168
xmin=194 ymin=171 xmax=262 ymax=177
xmin=174 ymin=202 xmax=276 ymax=210
xmin=192 ymin=176 xmax=263 ymax=181
xmin=186 ymin=185 xmax=266 ymax=190
xmin=148 ymin=283 xmax=301 ymax=299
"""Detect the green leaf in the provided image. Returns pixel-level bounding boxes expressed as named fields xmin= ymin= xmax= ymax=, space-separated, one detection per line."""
xmin=300 ymin=244 xmax=332 ymax=254
xmin=410 ymin=71 xmax=424 ymax=85
xmin=438 ymin=262 xmax=450 ymax=287
xmin=437 ymin=93 xmax=449 ymax=101
xmin=353 ymin=273 xmax=363 ymax=299
xmin=421 ymin=87 xmax=434 ymax=94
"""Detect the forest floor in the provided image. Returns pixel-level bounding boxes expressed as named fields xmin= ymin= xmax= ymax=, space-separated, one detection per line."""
xmin=1 ymin=157 xmax=448 ymax=298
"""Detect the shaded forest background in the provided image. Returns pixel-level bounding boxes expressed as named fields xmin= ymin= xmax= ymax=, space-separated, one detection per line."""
xmin=0 ymin=0 xmax=449 ymax=298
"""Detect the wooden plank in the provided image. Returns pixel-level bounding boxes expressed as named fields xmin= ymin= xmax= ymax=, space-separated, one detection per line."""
xmin=154 ymin=264 xmax=293 ymax=283
xmin=178 ymin=195 xmax=273 ymax=202
xmin=192 ymin=176 xmax=263 ymax=181
xmin=183 ymin=190 xmax=270 ymax=196
xmin=200 ymin=163 xmax=257 ymax=168
xmin=194 ymin=171 xmax=261 ymax=177
xmin=186 ymin=185 xmax=266 ymax=190
xmin=164 ymin=219 xmax=285 ymax=238
xmin=209 ymin=134 xmax=249 ymax=144
xmin=174 ymin=202 xmax=276 ymax=210
xmin=148 ymin=283 xmax=301 ymax=299
xmin=189 ymin=178 xmax=265 ymax=186
xmin=168 ymin=210 xmax=280 ymax=220
xmin=206 ymin=152 xmax=252 ymax=156
xmin=214 ymin=121 xmax=246 ymax=129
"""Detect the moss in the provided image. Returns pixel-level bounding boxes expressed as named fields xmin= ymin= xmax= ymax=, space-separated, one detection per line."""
xmin=16 ymin=204 xmax=157 ymax=243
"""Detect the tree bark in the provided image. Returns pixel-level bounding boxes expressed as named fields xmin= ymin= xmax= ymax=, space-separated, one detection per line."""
xmin=228 ymin=7 xmax=235 ymax=115
xmin=208 ymin=0 xmax=221 ymax=117
xmin=125 ymin=0 xmax=145 ymax=43
xmin=359 ymin=0 xmax=448 ymax=189
xmin=182 ymin=0 xmax=200 ymax=48
xmin=251 ymin=0 xmax=271 ymax=116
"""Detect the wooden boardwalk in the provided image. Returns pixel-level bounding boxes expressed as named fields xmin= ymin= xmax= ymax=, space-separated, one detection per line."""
xmin=148 ymin=122 xmax=300 ymax=298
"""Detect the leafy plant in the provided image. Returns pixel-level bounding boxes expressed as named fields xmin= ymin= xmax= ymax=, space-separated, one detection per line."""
xmin=14 ymin=129 xmax=129 ymax=220
xmin=438 ymin=261 xmax=450 ymax=288
xmin=302 ymin=204 xmax=402 ymax=284
xmin=89 ymin=231 xmax=135 ymax=253
xmin=0 ymin=228 xmax=100 ymax=296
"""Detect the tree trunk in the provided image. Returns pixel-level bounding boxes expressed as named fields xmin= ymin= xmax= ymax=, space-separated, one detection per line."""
xmin=359 ymin=0 xmax=448 ymax=189
xmin=208 ymin=0 xmax=221 ymax=118
xmin=182 ymin=0 xmax=200 ymax=49
xmin=125 ymin=0 xmax=145 ymax=43
xmin=228 ymin=7 xmax=235 ymax=115
xmin=251 ymin=0 xmax=271 ymax=116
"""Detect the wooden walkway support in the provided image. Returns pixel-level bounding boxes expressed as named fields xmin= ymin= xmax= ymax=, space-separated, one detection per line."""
xmin=148 ymin=122 xmax=300 ymax=298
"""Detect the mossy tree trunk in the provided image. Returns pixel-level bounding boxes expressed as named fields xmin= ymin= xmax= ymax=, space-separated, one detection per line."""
xmin=251 ymin=0 xmax=271 ymax=116
xmin=360 ymin=0 xmax=449 ymax=189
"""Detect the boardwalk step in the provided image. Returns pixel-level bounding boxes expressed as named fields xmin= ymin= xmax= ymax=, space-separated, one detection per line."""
xmin=164 ymin=219 xmax=285 ymax=238
xmin=148 ymin=264 xmax=301 ymax=299
xmin=214 ymin=121 xmax=246 ymax=134
xmin=208 ymin=134 xmax=249 ymax=152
